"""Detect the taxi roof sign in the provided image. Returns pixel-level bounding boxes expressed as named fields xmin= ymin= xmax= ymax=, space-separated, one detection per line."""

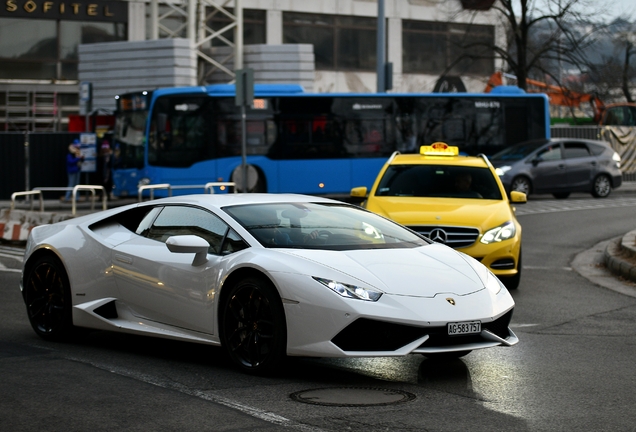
xmin=420 ymin=142 xmax=459 ymax=156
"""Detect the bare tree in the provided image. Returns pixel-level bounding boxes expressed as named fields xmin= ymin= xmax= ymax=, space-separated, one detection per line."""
xmin=494 ymin=0 xmax=605 ymax=89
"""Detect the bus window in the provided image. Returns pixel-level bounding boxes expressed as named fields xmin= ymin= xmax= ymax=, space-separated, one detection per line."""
xmin=149 ymin=96 xmax=210 ymax=167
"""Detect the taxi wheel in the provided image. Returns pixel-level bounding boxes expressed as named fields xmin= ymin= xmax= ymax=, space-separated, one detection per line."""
xmin=501 ymin=250 xmax=522 ymax=290
xmin=510 ymin=176 xmax=531 ymax=196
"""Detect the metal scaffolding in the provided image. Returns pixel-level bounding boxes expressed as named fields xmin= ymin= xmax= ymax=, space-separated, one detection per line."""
xmin=148 ymin=0 xmax=243 ymax=84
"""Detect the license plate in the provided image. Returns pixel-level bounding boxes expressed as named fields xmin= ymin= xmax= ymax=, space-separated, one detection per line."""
xmin=447 ymin=321 xmax=481 ymax=336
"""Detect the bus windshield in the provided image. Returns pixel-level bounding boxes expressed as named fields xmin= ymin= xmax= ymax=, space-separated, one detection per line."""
xmin=113 ymin=93 xmax=151 ymax=170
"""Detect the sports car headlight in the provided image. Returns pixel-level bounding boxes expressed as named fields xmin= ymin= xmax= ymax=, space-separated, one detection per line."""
xmin=485 ymin=269 xmax=504 ymax=295
xmin=495 ymin=166 xmax=511 ymax=176
xmin=481 ymin=221 xmax=516 ymax=244
xmin=313 ymin=277 xmax=383 ymax=302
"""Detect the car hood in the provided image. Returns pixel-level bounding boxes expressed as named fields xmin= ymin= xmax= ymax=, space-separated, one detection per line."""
xmin=278 ymin=244 xmax=485 ymax=297
xmin=368 ymin=197 xmax=512 ymax=229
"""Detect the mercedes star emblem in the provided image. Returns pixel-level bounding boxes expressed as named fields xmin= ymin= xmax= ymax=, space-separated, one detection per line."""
xmin=429 ymin=228 xmax=448 ymax=244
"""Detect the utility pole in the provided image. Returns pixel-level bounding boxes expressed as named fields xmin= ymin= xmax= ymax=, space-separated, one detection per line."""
xmin=376 ymin=0 xmax=386 ymax=93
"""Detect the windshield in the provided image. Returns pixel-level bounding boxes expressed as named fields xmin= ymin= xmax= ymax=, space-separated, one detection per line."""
xmin=376 ymin=165 xmax=503 ymax=200
xmin=113 ymin=110 xmax=147 ymax=169
xmin=223 ymin=202 xmax=429 ymax=250
xmin=491 ymin=139 xmax=548 ymax=161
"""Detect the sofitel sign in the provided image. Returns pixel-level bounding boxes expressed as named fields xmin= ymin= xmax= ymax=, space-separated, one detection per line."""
xmin=2 ymin=0 xmax=127 ymax=22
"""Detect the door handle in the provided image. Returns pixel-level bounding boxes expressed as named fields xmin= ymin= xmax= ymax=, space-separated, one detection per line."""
xmin=115 ymin=254 xmax=133 ymax=264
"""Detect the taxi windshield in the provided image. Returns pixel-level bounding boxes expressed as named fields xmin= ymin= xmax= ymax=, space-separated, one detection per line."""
xmin=376 ymin=165 xmax=503 ymax=200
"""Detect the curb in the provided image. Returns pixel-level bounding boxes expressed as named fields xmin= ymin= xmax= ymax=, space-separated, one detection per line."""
xmin=603 ymin=230 xmax=636 ymax=282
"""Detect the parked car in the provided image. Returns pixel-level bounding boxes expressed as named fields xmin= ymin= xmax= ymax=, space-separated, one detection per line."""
xmin=20 ymin=193 xmax=518 ymax=374
xmin=351 ymin=142 xmax=526 ymax=290
xmin=490 ymin=138 xmax=622 ymax=199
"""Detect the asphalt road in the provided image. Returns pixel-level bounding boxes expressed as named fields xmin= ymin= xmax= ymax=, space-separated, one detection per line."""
xmin=2 ymin=192 xmax=636 ymax=431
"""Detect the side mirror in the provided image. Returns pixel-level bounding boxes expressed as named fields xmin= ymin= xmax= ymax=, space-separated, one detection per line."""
xmin=350 ymin=186 xmax=368 ymax=197
xmin=509 ymin=191 xmax=527 ymax=204
xmin=531 ymin=157 xmax=542 ymax=166
xmin=166 ymin=235 xmax=210 ymax=266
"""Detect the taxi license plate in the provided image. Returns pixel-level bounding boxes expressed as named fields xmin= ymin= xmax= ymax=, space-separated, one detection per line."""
xmin=447 ymin=321 xmax=481 ymax=336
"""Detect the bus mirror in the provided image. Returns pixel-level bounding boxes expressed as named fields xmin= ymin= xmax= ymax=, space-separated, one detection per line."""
xmin=350 ymin=187 xmax=368 ymax=197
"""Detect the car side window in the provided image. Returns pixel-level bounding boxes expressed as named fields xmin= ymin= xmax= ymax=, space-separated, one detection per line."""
xmin=563 ymin=143 xmax=591 ymax=159
xmin=143 ymin=205 xmax=230 ymax=255
xmin=537 ymin=145 xmax=562 ymax=161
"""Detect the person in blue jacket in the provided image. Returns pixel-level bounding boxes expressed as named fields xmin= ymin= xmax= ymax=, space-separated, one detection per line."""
xmin=63 ymin=139 xmax=84 ymax=202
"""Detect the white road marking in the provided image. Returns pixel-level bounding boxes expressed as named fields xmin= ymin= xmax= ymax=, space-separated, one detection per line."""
xmin=66 ymin=357 xmax=327 ymax=432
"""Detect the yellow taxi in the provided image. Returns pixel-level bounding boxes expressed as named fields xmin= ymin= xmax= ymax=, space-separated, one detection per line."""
xmin=351 ymin=142 xmax=527 ymax=289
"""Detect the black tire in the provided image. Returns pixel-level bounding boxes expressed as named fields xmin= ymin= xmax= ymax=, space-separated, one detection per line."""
xmin=552 ymin=192 xmax=570 ymax=199
xmin=591 ymin=174 xmax=611 ymax=198
xmin=501 ymin=249 xmax=522 ymax=290
xmin=23 ymin=255 xmax=74 ymax=341
xmin=231 ymin=165 xmax=266 ymax=193
xmin=220 ymin=276 xmax=286 ymax=373
xmin=424 ymin=350 xmax=472 ymax=360
xmin=510 ymin=176 xmax=531 ymax=196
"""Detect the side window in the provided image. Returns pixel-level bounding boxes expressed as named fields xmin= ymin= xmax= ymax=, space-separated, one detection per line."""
xmin=143 ymin=206 xmax=229 ymax=255
xmin=563 ymin=142 xmax=591 ymax=159
xmin=135 ymin=207 xmax=163 ymax=236
xmin=537 ymin=145 xmax=562 ymax=161
xmin=221 ymin=229 xmax=249 ymax=255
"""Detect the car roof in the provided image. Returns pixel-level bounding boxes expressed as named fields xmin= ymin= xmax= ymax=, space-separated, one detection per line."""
xmin=137 ymin=193 xmax=339 ymax=212
xmin=389 ymin=153 xmax=490 ymax=168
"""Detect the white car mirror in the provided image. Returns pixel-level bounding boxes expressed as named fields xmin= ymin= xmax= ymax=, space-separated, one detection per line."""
xmin=165 ymin=235 xmax=210 ymax=266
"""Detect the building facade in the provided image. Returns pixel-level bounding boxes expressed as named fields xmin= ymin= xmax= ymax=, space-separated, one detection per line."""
xmin=0 ymin=0 xmax=503 ymax=131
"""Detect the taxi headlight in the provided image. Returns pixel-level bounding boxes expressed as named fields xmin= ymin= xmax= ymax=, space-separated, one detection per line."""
xmin=481 ymin=221 xmax=516 ymax=244
xmin=495 ymin=166 xmax=511 ymax=176
xmin=313 ymin=277 xmax=383 ymax=302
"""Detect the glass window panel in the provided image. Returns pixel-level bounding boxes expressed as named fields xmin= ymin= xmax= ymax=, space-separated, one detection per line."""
xmin=0 ymin=61 xmax=57 ymax=80
xmin=284 ymin=23 xmax=334 ymax=69
xmin=403 ymin=32 xmax=446 ymax=74
xmin=337 ymin=28 xmax=376 ymax=70
xmin=0 ymin=18 xmax=56 ymax=60
xmin=60 ymin=21 xmax=126 ymax=60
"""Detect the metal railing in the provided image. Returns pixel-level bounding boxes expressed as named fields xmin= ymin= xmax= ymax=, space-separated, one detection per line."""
xmin=10 ymin=185 xmax=107 ymax=216
xmin=138 ymin=182 xmax=237 ymax=202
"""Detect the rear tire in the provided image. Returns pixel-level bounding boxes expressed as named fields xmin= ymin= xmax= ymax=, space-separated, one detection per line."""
xmin=591 ymin=174 xmax=611 ymax=198
xmin=510 ymin=176 xmax=531 ymax=196
xmin=24 ymin=256 xmax=74 ymax=341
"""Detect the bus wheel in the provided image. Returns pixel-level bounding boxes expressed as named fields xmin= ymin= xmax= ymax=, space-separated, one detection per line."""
xmin=231 ymin=165 xmax=266 ymax=193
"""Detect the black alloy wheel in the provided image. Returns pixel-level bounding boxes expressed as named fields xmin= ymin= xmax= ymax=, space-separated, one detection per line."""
xmin=24 ymin=256 xmax=74 ymax=340
xmin=592 ymin=174 xmax=612 ymax=198
xmin=221 ymin=277 xmax=286 ymax=373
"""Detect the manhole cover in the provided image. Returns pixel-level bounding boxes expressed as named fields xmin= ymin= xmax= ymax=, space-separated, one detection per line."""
xmin=290 ymin=387 xmax=416 ymax=407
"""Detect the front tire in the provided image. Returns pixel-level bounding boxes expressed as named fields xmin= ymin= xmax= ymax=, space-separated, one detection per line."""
xmin=24 ymin=255 xmax=74 ymax=341
xmin=510 ymin=176 xmax=531 ymax=196
xmin=501 ymin=249 xmax=522 ymax=290
xmin=592 ymin=174 xmax=611 ymax=198
xmin=220 ymin=276 xmax=286 ymax=373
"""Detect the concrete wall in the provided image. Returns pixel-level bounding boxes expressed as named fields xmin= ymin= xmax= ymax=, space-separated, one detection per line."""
xmin=203 ymin=44 xmax=315 ymax=92
xmin=78 ymin=38 xmax=197 ymax=112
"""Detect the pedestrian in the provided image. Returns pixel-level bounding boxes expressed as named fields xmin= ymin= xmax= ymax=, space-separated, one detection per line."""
xmin=98 ymin=137 xmax=113 ymax=200
xmin=63 ymin=139 xmax=83 ymax=202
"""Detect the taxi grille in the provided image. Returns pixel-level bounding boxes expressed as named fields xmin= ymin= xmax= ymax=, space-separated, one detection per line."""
xmin=407 ymin=226 xmax=480 ymax=249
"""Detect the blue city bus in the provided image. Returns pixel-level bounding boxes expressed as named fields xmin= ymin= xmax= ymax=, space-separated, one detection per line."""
xmin=112 ymin=84 xmax=550 ymax=197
